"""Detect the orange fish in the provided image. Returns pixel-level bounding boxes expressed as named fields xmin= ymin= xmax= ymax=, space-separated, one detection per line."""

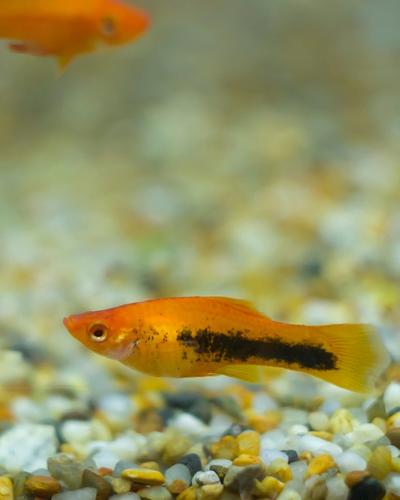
xmin=0 ymin=0 xmax=150 ymax=69
xmin=63 ymin=296 xmax=389 ymax=392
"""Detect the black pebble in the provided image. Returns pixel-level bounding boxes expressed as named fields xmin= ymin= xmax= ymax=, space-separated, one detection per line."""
xmin=281 ymin=449 xmax=299 ymax=463
xmin=164 ymin=392 xmax=199 ymax=410
xmin=348 ymin=477 xmax=386 ymax=500
xmin=189 ymin=399 xmax=213 ymax=424
xmin=178 ymin=453 xmax=202 ymax=476
xmin=387 ymin=406 xmax=400 ymax=417
xmin=222 ymin=423 xmax=249 ymax=437
xmin=158 ymin=407 xmax=175 ymax=425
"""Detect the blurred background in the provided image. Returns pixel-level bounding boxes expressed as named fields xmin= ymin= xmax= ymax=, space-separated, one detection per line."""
xmin=0 ymin=0 xmax=400 ymax=372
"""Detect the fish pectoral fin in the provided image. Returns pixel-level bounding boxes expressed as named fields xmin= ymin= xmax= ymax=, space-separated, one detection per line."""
xmin=8 ymin=42 xmax=33 ymax=54
xmin=9 ymin=42 xmax=47 ymax=56
xmin=215 ymin=364 xmax=263 ymax=383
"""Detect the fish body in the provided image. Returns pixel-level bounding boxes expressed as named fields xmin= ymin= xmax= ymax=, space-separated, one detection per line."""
xmin=63 ymin=296 xmax=389 ymax=392
xmin=0 ymin=0 xmax=150 ymax=68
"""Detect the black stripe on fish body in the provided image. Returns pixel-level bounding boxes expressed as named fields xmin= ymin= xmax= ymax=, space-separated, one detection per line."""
xmin=177 ymin=328 xmax=338 ymax=371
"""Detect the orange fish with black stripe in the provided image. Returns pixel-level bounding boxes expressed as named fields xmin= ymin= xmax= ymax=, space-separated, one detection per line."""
xmin=0 ymin=0 xmax=150 ymax=69
xmin=63 ymin=296 xmax=390 ymax=392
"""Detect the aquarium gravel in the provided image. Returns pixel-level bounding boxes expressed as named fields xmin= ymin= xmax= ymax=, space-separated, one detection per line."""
xmin=1 ymin=0 xmax=400 ymax=499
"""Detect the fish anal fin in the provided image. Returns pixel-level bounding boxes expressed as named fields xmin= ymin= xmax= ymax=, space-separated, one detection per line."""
xmin=57 ymin=54 xmax=74 ymax=73
xmin=216 ymin=364 xmax=262 ymax=383
xmin=211 ymin=297 xmax=271 ymax=320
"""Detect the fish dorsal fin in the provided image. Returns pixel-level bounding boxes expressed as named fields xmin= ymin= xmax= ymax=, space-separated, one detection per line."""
xmin=211 ymin=297 xmax=271 ymax=320
xmin=216 ymin=364 xmax=263 ymax=383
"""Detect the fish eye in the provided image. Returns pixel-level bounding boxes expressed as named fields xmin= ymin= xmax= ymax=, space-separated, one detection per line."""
xmin=89 ymin=324 xmax=108 ymax=342
xmin=100 ymin=16 xmax=116 ymax=37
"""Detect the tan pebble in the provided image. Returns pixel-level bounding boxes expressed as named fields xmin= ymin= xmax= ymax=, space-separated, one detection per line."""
xmin=0 ymin=476 xmax=13 ymax=500
xmin=266 ymin=459 xmax=292 ymax=482
xmin=167 ymin=479 xmax=190 ymax=495
xmin=299 ymin=452 xmax=312 ymax=462
xmin=111 ymin=477 xmax=132 ymax=494
xmin=330 ymin=409 xmax=354 ymax=434
xmin=135 ymin=409 xmax=164 ymax=434
xmin=248 ymin=412 xmax=281 ymax=433
xmin=176 ymin=486 xmax=197 ymax=500
xmin=162 ymin=435 xmax=192 ymax=464
xmin=392 ymin=456 xmax=400 ymax=473
xmin=139 ymin=462 xmax=161 ymax=471
xmin=210 ymin=436 xmax=239 ymax=460
xmin=59 ymin=443 xmax=81 ymax=458
xmin=372 ymin=417 xmax=387 ymax=433
xmin=305 ymin=454 xmax=336 ymax=478
xmin=122 ymin=468 xmax=165 ymax=486
xmin=368 ymin=445 xmax=392 ymax=480
xmin=98 ymin=467 xmax=113 ymax=477
xmin=233 ymin=454 xmax=261 ymax=466
xmin=308 ymin=431 xmax=333 ymax=441
xmin=24 ymin=476 xmax=61 ymax=497
xmin=197 ymin=483 xmax=224 ymax=500
xmin=345 ymin=470 xmax=370 ymax=488
xmin=253 ymin=476 xmax=284 ymax=497
xmin=237 ymin=431 xmax=260 ymax=456
xmin=387 ymin=427 xmax=400 ymax=448
xmin=226 ymin=385 xmax=253 ymax=409
xmin=387 ymin=412 xmax=400 ymax=430
xmin=350 ymin=444 xmax=372 ymax=462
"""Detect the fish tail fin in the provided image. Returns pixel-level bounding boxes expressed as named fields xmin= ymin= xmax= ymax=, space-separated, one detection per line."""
xmin=310 ymin=323 xmax=390 ymax=392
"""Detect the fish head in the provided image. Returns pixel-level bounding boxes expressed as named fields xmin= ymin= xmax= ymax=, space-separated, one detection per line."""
xmin=63 ymin=306 xmax=139 ymax=361
xmin=96 ymin=0 xmax=150 ymax=47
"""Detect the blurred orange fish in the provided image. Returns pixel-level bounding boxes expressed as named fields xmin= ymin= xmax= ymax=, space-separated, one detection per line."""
xmin=63 ymin=296 xmax=389 ymax=392
xmin=0 ymin=0 xmax=150 ymax=69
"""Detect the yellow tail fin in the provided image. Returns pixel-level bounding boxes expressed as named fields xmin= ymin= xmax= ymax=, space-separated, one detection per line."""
xmin=307 ymin=323 xmax=390 ymax=392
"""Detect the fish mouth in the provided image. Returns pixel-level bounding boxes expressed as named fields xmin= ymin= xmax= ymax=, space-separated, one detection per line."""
xmin=63 ymin=315 xmax=77 ymax=333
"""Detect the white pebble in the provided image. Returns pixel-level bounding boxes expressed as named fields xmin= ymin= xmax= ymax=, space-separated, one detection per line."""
xmin=252 ymin=393 xmax=278 ymax=412
xmin=281 ymin=409 xmax=309 ymax=427
xmin=11 ymin=397 xmax=44 ymax=423
xmin=60 ymin=420 xmax=93 ymax=444
xmin=389 ymin=445 xmax=400 ymax=458
xmin=205 ymin=459 xmax=232 ymax=470
xmin=289 ymin=461 xmax=307 ymax=482
xmin=384 ymin=382 xmax=400 ymax=413
xmin=319 ymin=399 xmax=341 ymax=415
xmin=297 ymin=435 xmax=342 ymax=457
xmin=309 ymin=412 xmax=329 ymax=431
xmin=169 ymin=413 xmax=208 ymax=437
xmin=108 ymin=432 xmax=147 ymax=461
xmin=0 ymin=424 xmax=57 ymax=472
xmin=92 ymin=449 xmax=120 ymax=469
xmin=261 ymin=429 xmax=287 ymax=450
xmin=348 ymin=423 xmax=384 ymax=445
xmin=192 ymin=470 xmax=220 ymax=486
xmin=277 ymin=489 xmax=302 ymax=500
xmin=110 ymin=495 xmax=140 ymax=500
xmin=326 ymin=475 xmax=349 ymax=500
xmin=53 ymin=488 xmax=97 ymax=500
xmin=335 ymin=451 xmax=367 ymax=473
xmin=386 ymin=473 xmax=400 ymax=496
xmin=98 ymin=393 xmax=134 ymax=423
xmin=260 ymin=449 xmax=289 ymax=465
xmin=288 ymin=424 xmax=308 ymax=436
